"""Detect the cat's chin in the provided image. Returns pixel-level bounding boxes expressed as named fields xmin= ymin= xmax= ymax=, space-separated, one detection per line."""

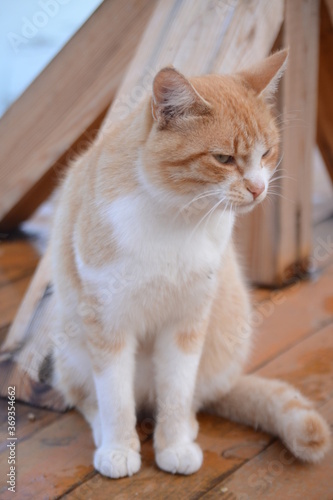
xmin=235 ymin=202 xmax=257 ymax=214
xmin=236 ymin=196 xmax=267 ymax=214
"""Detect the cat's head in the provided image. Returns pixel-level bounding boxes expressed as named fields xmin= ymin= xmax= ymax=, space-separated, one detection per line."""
xmin=142 ymin=50 xmax=287 ymax=217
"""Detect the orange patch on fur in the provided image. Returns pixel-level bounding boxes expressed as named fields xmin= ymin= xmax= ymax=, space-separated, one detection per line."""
xmin=88 ymin=333 xmax=125 ymax=354
xmin=297 ymin=414 xmax=329 ymax=449
xmin=273 ymin=386 xmax=289 ymax=396
xmin=176 ymin=330 xmax=205 ymax=353
xmin=87 ymin=330 xmax=126 ymax=373
xmin=283 ymin=399 xmax=312 ymax=413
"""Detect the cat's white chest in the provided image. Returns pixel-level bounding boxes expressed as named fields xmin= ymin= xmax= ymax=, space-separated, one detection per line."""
xmin=76 ymin=194 xmax=234 ymax=335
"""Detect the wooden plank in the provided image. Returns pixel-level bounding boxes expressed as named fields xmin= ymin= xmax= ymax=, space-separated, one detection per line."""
xmin=0 ymin=0 xmax=285 ymax=409
xmin=278 ymin=0 xmax=319 ymax=281
xmin=0 ymin=109 xmax=108 ymax=235
xmin=0 ymin=412 xmax=94 ymax=500
xmin=238 ymin=0 xmax=320 ymax=285
xmin=317 ymin=0 xmax=333 ymax=184
xmin=201 ymin=398 xmax=333 ymax=500
xmin=248 ymin=263 xmax=333 ymax=371
xmin=0 ymin=275 xmax=32 ymax=333
xmin=0 ymin=238 xmax=39 ymax=286
xmin=0 ymin=0 xmax=154 ymax=232
xmin=313 ymin=217 xmax=333 ymax=272
xmin=0 ymin=399 xmax=58 ymax=454
xmin=63 ymin=417 xmax=272 ymax=500
xmin=256 ymin=322 xmax=333 ymax=404
xmin=313 ymin=147 xmax=333 ymax=225
xmin=0 ymin=237 xmax=40 ymax=336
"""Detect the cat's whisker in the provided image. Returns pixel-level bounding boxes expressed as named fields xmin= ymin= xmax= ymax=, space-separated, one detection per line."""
xmin=267 ymin=191 xmax=294 ymax=203
xmin=188 ymin=196 xmax=227 ymax=241
xmin=273 ymin=165 xmax=289 ymax=173
xmin=174 ymin=189 xmax=222 ymax=223
xmin=272 ymin=154 xmax=284 ymax=173
xmin=269 ymin=175 xmax=296 ymax=182
xmin=278 ymin=125 xmax=308 ymax=135
xmin=180 ymin=189 xmax=221 ymax=211
xmin=205 ymin=196 xmax=230 ymax=230
xmin=217 ymin=199 xmax=232 ymax=227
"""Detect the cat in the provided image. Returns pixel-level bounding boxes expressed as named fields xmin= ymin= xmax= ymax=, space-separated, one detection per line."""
xmin=48 ymin=49 xmax=330 ymax=478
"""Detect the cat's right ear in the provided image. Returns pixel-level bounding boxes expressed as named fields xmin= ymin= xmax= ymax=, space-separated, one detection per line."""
xmin=239 ymin=49 xmax=288 ymax=100
xmin=152 ymin=67 xmax=211 ymax=128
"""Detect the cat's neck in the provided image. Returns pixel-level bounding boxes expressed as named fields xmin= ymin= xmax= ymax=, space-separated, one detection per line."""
xmin=106 ymin=181 xmax=235 ymax=261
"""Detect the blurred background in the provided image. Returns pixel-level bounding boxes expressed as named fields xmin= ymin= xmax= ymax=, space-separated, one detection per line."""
xmin=0 ymin=0 xmax=103 ymax=117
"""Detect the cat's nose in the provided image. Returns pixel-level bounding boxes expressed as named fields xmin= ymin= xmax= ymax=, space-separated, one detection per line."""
xmin=245 ymin=181 xmax=265 ymax=200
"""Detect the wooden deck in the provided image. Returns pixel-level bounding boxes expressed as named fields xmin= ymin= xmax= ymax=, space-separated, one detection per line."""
xmin=0 ymin=228 xmax=333 ymax=499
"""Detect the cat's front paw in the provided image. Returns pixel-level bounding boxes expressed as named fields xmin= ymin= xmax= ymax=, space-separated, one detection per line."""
xmin=284 ymin=409 xmax=331 ymax=463
xmin=94 ymin=446 xmax=141 ymax=478
xmin=156 ymin=442 xmax=203 ymax=475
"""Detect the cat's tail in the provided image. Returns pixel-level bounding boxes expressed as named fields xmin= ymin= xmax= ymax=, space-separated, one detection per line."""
xmin=207 ymin=374 xmax=331 ymax=463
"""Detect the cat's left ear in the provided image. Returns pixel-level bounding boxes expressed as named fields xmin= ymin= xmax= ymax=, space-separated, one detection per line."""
xmin=239 ymin=49 xmax=288 ymax=100
xmin=151 ymin=67 xmax=211 ymax=128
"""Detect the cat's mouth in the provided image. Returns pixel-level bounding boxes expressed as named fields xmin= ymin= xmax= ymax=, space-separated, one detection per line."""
xmin=235 ymin=197 xmax=265 ymax=213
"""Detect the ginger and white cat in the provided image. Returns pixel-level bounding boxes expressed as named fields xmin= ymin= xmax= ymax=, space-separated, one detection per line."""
xmin=49 ymin=50 xmax=330 ymax=478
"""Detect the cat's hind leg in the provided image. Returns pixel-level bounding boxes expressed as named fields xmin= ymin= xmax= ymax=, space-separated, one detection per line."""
xmin=206 ymin=374 xmax=331 ymax=463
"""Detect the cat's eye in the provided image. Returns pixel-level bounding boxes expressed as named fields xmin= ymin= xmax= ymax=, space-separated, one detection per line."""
xmin=262 ymin=149 xmax=271 ymax=158
xmin=214 ymin=154 xmax=234 ymax=165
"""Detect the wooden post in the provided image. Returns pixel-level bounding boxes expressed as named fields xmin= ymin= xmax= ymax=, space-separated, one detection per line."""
xmin=237 ymin=0 xmax=320 ymax=285
xmin=317 ymin=0 xmax=333 ymax=184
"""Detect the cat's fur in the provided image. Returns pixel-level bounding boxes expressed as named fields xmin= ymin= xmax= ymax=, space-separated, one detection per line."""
xmin=49 ymin=50 xmax=330 ymax=478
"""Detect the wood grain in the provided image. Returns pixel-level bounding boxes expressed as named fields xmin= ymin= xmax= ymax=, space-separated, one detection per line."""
xmin=0 ymin=238 xmax=39 ymax=286
xmin=0 ymin=412 xmax=94 ymax=500
xmin=0 ymin=0 xmax=154 ymax=231
xmin=103 ymin=0 xmax=283 ymax=126
xmin=248 ymin=263 xmax=333 ymax=371
xmin=278 ymin=0 xmax=320 ymax=280
xmin=202 ymin=398 xmax=333 ymax=499
xmin=0 ymin=398 xmax=58 ymax=454
xmin=238 ymin=0 xmax=320 ymax=285
xmin=317 ymin=0 xmax=333 ymax=184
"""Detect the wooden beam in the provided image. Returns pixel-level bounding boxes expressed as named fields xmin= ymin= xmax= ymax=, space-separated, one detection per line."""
xmin=0 ymin=0 xmax=154 ymax=232
xmin=238 ymin=0 xmax=320 ymax=285
xmin=278 ymin=0 xmax=320 ymax=281
xmin=317 ymin=0 xmax=333 ymax=184
xmin=103 ymin=0 xmax=284 ymax=125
